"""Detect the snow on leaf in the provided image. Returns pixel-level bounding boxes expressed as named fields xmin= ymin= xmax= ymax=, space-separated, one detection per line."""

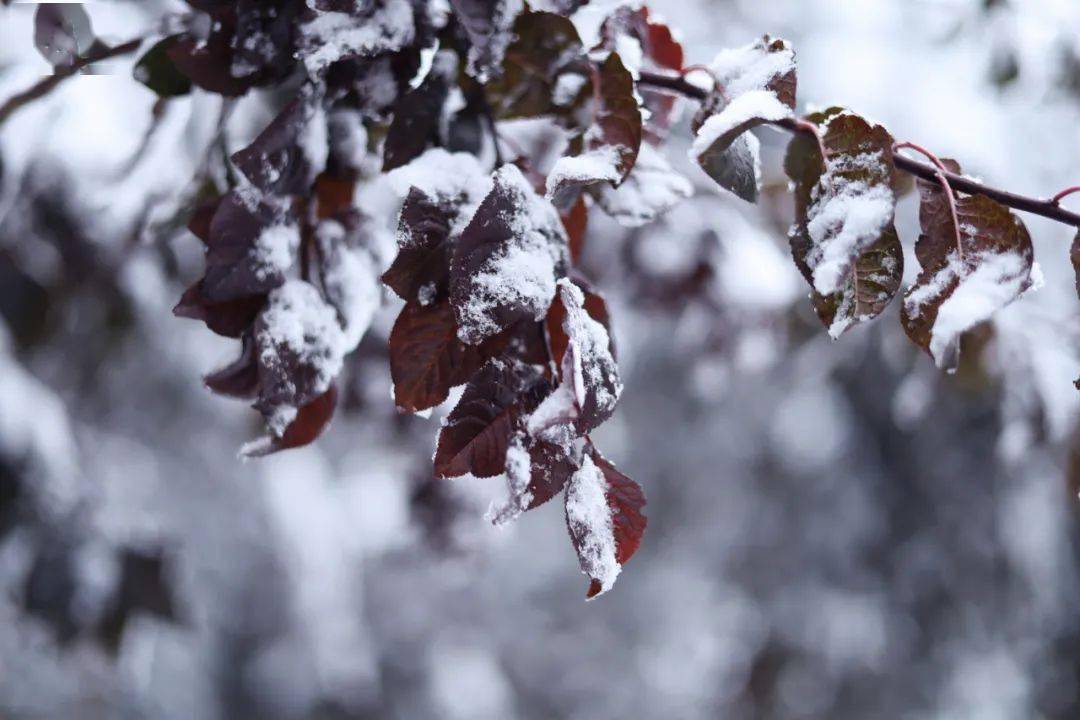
xmin=484 ymin=10 xmax=590 ymax=121
xmin=253 ymin=280 xmax=347 ymax=437
xmin=232 ymin=97 xmax=328 ymax=196
xmin=688 ymin=35 xmax=796 ymax=202
xmin=389 ymin=298 xmax=508 ymax=413
xmin=552 ymin=279 xmax=621 ymax=433
xmin=449 ymin=0 xmax=525 ymax=82
xmin=315 ymin=217 xmax=381 ymax=351
xmin=594 ymin=143 xmax=692 ymax=227
xmin=240 ymin=385 xmax=339 ymax=458
xmin=299 ymin=0 xmax=417 ymax=75
xmin=565 ymin=448 xmax=646 ymax=599
xmin=546 ymin=52 xmax=642 ymax=209
xmin=785 ymin=109 xmax=901 ymax=334
xmin=451 ymin=164 xmax=569 ymax=345
xmin=487 ymin=434 xmax=576 ymax=525
xmin=901 ymin=160 xmax=1035 ymax=371
xmin=433 ymin=358 xmax=550 ymax=478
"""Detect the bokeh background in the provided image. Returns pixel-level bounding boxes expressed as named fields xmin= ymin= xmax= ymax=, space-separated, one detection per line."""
xmin=2 ymin=1 xmax=1080 ymax=718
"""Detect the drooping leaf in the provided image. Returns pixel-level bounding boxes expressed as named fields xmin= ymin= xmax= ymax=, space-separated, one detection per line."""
xmin=484 ymin=10 xmax=590 ymax=121
xmin=785 ymin=108 xmax=902 ymax=335
xmin=383 ymin=50 xmax=457 ymax=171
xmin=389 ymin=298 xmax=508 ymax=413
xmin=451 ymin=164 xmax=570 ymax=345
xmin=544 ymin=278 xmax=613 ymax=370
xmin=134 ymin=36 xmax=193 ymax=98
xmin=434 ymin=358 xmax=550 ymax=478
xmin=204 ymin=333 xmax=259 ymax=397
xmin=690 ymin=36 xmax=796 ymax=202
xmin=449 ymin=0 xmax=524 ymax=82
xmin=900 ymin=159 xmax=1035 ymax=370
xmin=34 ymin=3 xmax=93 ymax=68
xmin=174 ymin=282 xmax=266 ymax=338
xmin=564 ymin=448 xmax=646 ymax=599
xmin=593 ymin=143 xmax=693 ymax=227
xmin=596 ymin=6 xmax=684 ymax=139
xmin=546 ymin=52 xmax=642 ymax=209
xmin=232 ymin=97 xmax=327 ymax=196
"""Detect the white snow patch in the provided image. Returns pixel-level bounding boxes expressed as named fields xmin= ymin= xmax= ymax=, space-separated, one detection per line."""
xmin=254 ymin=223 xmax=300 ymax=281
xmin=689 ymin=90 xmax=791 ymax=161
xmin=565 ymin=454 xmax=619 ymax=597
xmin=546 ymin=145 xmax=623 ymax=200
xmin=709 ymin=37 xmax=795 ymax=99
xmin=596 ymin=143 xmax=692 ymax=227
xmin=300 ymin=0 xmax=416 ymax=74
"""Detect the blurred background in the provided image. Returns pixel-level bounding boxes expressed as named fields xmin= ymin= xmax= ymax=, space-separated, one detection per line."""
xmin=2 ymin=0 xmax=1080 ymax=718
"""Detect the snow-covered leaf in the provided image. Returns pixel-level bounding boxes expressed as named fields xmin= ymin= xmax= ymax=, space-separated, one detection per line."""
xmin=785 ymin=108 xmax=901 ymax=336
xmin=901 ymin=159 xmax=1035 ymax=371
xmin=564 ymin=448 xmax=646 ymax=599
xmin=690 ymin=36 xmax=796 ymax=202
xmin=451 ymin=164 xmax=569 ymax=345
xmin=298 ymin=0 xmax=417 ymax=75
xmin=232 ymin=97 xmax=327 ymax=196
xmin=487 ymin=434 xmax=576 ymax=525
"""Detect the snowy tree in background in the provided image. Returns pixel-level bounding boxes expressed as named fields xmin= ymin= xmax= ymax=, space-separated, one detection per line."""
xmin=2 ymin=1 xmax=1080 ymax=718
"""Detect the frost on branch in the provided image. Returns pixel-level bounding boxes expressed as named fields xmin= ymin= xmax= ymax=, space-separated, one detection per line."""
xmin=690 ymin=36 xmax=796 ymax=203
xmin=451 ymin=164 xmax=570 ymax=345
xmin=786 ymin=108 xmax=902 ymax=337
xmin=449 ymin=0 xmax=525 ymax=82
xmin=901 ymin=159 xmax=1035 ymax=371
xmin=546 ymin=52 xmax=643 ymax=209
xmin=565 ymin=449 xmax=646 ymax=599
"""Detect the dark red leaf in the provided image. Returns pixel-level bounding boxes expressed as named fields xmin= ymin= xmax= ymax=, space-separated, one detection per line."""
xmin=382 ymin=187 xmax=457 ymax=303
xmin=203 ymin=333 xmax=259 ymax=398
xmin=561 ymin=196 xmax=589 ymax=264
xmin=383 ymin=51 xmax=456 ymax=171
xmin=434 ymin=359 xmax=550 ymax=478
xmin=232 ymin=97 xmax=323 ymax=196
xmin=242 ymin=385 xmax=339 ymax=458
xmin=173 ymin=281 xmax=265 ymax=338
xmin=389 ymin=298 xmax=508 ymax=413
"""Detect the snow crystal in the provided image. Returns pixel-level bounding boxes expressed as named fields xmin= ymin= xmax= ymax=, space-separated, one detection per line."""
xmin=254 ymin=223 xmax=300 ymax=281
xmin=256 ymin=280 xmax=347 ymax=435
xmin=805 ymin=155 xmax=894 ymax=295
xmin=709 ymin=37 xmax=795 ymax=99
xmin=597 ymin=143 xmax=692 ymax=227
xmin=300 ymin=0 xmax=416 ymax=74
xmin=565 ymin=454 xmax=619 ymax=597
xmin=930 ymin=250 xmax=1031 ymax=369
xmin=689 ymin=90 xmax=792 ymax=161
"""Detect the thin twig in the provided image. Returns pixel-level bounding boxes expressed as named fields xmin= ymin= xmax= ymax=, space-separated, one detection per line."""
xmin=636 ymin=69 xmax=1080 ymax=229
xmin=0 ymin=38 xmax=143 ymax=127
xmin=1051 ymin=187 xmax=1080 ymax=205
xmin=893 ymin=142 xmax=964 ymax=260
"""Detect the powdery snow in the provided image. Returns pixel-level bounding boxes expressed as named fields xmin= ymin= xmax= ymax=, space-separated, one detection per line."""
xmin=597 ymin=143 xmax=692 ymax=228
xmin=709 ymin=37 xmax=795 ymax=99
xmin=254 ymin=223 xmax=300 ymax=281
xmin=805 ymin=154 xmax=894 ymax=295
xmin=485 ymin=436 xmax=533 ymax=526
xmin=929 ymin=250 xmax=1032 ymax=369
xmin=300 ymin=0 xmax=416 ymax=74
xmin=565 ymin=454 xmax=620 ymax=597
xmin=256 ymin=280 xmax=347 ymax=435
xmin=689 ymin=90 xmax=792 ymax=161
xmin=546 ymin=145 xmax=623 ymax=201
xmin=559 ymin=279 xmax=621 ymax=416
xmin=387 ymin=148 xmax=493 ymax=235
xmin=456 ymin=164 xmax=568 ymax=344
xmin=316 ymin=220 xmax=381 ymax=351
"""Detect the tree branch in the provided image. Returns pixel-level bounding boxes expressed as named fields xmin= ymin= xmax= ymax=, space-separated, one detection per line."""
xmin=0 ymin=38 xmax=143 ymax=127
xmin=637 ymin=70 xmax=1080 ymax=229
